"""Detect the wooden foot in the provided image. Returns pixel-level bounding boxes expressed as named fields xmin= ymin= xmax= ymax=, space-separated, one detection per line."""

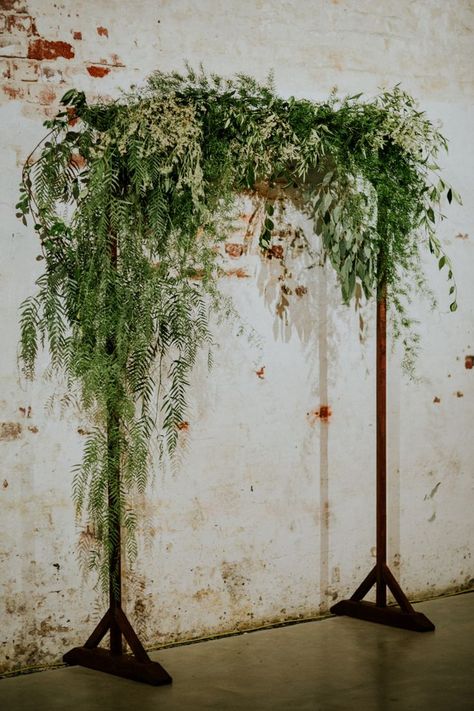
xmin=63 ymin=646 xmax=172 ymax=685
xmin=330 ymin=563 xmax=435 ymax=633
xmin=63 ymin=606 xmax=172 ymax=685
xmin=330 ymin=599 xmax=435 ymax=632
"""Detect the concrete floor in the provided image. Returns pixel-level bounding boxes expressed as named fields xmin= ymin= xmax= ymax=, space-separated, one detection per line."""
xmin=1 ymin=593 xmax=473 ymax=711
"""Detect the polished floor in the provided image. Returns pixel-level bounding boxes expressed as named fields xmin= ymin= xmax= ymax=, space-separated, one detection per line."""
xmin=1 ymin=593 xmax=473 ymax=710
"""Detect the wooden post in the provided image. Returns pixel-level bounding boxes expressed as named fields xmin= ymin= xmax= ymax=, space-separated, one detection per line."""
xmin=62 ymin=233 xmax=173 ymax=685
xmin=330 ymin=268 xmax=435 ymax=631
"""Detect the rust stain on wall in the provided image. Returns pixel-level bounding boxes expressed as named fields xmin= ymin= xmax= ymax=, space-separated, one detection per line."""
xmin=433 ymin=396 xmax=441 ymax=403
xmin=176 ymin=421 xmax=189 ymax=431
xmin=28 ymin=38 xmax=75 ymax=60
xmin=307 ymin=406 xmax=332 ymax=424
xmin=0 ymin=422 xmax=23 ymax=441
xmin=96 ymin=26 xmax=109 ymax=37
xmin=255 ymin=366 xmax=265 ymax=379
xmin=295 ymin=285 xmax=307 ymax=297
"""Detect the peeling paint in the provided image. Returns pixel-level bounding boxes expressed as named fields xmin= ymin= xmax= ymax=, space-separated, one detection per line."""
xmin=27 ymin=38 xmax=74 ymax=60
xmin=224 ymin=268 xmax=249 ymax=278
xmin=86 ymin=65 xmax=110 ymax=78
xmin=225 ymin=243 xmax=244 ymax=259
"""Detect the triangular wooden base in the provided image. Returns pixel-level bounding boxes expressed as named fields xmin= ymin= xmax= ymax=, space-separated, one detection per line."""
xmin=330 ymin=563 xmax=435 ymax=632
xmin=63 ymin=606 xmax=172 ymax=686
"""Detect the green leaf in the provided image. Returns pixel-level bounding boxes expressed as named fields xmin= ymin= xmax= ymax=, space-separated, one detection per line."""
xmin=438 ymin=256 xmax=446 ymax=270
xmin=447 ymin=188 xmax=452 ymax=204
xmin=427 ymin=207 xmax=435 ymax=223
xmin=450 ymin=301 xmax=458 ymax=312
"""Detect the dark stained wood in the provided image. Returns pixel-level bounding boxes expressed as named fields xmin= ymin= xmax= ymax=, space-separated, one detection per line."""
xmin=331 ymin=272 xmax=435 ymax=632
xmin=84 ymin=610 xmax=111 ymax=649
xmin=350 ymin=565 xmax=377 ymax=602
xmin=63 ymin=229 xmax=172 ymax=685
xmin=330 ymin=599 xmax=435 ymax=632
xmin=376 ymin=285 xmax=387 ymax=608
xmin=62 ymin=647 xmax=172 ymax=686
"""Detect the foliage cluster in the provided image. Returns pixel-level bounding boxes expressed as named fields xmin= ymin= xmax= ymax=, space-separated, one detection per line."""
xmin=17 ymin=67 xmax=458 ymax=585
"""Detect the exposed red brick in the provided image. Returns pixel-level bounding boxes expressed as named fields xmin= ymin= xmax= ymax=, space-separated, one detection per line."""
xmin=11 ymin=58 xmax=39 ymax=82
xmin=37 ymin=85 xmax=57 ymax=104
xmin=224 ymin=268 xmax=249 ymax=278
xmin=96 ymin=26 xmax=108 ymax=37
xmin=67 ymin=107 xmax=78 ymax=126
xmin=73 ymin=31 xmax=82 ymax=40
xmin=225 ymin=243 xmax=244 ymax=259
xmin=6 ymin=14 xmax=38 ymax=35
xmin=465 ymin=355 xmax=473 ymax=369
xmin=70 ymin=152 xmax=86 ymax=169
xmin=87 ymin=65 xmax=110 ymax=78
xmin=28 ymin=38 xmax=74 ymax=60
xmin=40 ymin=65 xmax=62 ymax=81
xmin=110 ymin=53 xmax=124 ymax=67
xmin=2 ymin=61 xmax=12 ymax=79
xmin=266 ymin=244 xmax=284 ymax=260
xmin=0 ymin=0 xmax=28 ymax=10
xmin=3 ymin=84 xmax=25 ymax=99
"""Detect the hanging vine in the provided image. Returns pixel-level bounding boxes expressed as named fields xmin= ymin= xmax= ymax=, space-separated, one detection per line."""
xmin=16 ymin=66 xmax=459 ymax=586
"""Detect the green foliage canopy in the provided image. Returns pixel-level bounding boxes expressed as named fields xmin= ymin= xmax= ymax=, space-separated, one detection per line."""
xmin=17 ymin=67 xmax=458 ymax=584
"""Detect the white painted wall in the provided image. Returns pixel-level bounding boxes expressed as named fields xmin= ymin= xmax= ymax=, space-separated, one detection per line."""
xmin=1 ymin=0 xmax=473 ymax=674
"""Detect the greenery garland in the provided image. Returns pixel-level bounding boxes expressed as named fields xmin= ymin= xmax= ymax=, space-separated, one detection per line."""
xmin=16 ymin=67 xmax=459 ymax=587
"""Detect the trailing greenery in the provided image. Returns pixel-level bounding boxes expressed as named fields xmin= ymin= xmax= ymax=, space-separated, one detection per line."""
xmin=17 ymin=67 xmax=458 ymax=587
